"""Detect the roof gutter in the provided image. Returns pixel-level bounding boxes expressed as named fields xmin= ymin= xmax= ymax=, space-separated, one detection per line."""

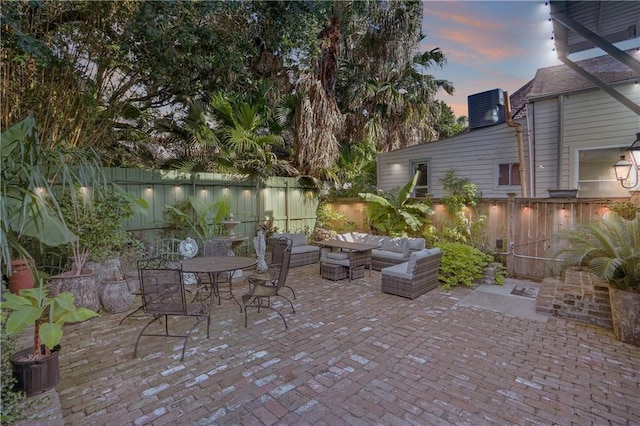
xmin=504 ymin=92 xmax=528 ymax=197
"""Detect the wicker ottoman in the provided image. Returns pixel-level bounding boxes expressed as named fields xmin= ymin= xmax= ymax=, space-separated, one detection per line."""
xmin=321 ymin=263 xmax=348 ymax=281
xmin=350 ymin=265 xmax=365 ymax=280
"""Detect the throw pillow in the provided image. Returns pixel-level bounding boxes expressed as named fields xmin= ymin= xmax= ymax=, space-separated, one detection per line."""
xmin=406 ymin=249 xmax=430 ymax=274
xmin=382 ymin=237 xmax=410 ymax=256
xmin=289 ymin=234 xmax=307 ymax=247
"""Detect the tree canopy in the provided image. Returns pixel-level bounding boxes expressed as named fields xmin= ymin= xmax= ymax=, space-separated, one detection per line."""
xmin=1 ymin=0 xmax=461 ymax=191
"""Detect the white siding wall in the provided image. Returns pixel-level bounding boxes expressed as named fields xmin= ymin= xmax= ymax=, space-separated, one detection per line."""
xmin=528 ymin=98 xmax=560 ymax=197
xmin=560 ymin=83 xmax=640 ymax=186
xmin=377 ymin=120 xmax=529 ymax=198
xmin=377 ymin=81 xmax=639 ymax=199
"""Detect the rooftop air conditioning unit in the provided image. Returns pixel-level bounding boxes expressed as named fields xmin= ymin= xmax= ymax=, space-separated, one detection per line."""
xmin=467 ymin=88 xmax=505 ymax=130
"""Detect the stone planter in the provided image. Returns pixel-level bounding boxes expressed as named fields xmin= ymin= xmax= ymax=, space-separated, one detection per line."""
xmin=86 ymin=258 xmax=122 ymax=287
xmin=99 ymin=278 xmax=135 ymax=314
xmin=609 ymin=287 xmax=640 ymax=346
xmin=48 ymin=269 xmax=100 ymax=312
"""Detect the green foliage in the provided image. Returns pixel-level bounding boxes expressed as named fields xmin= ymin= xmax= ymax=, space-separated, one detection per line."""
xmin=441 ymin=170 xmax=482 ymax=213
xmin=551 ymin=212 xmax=640 ymax=293
xmin=3 ymin=0 xmax=455 ymax=184
xmin=1 ymin=118 xmax=76 ymax=274
xmin=359 ymin=172 xmax=433 ymax=236
xmin=328 ymin=140 xmax=377 ymax=197
xmin=438 ymin=242 xmax=494 ymax=290
xmin=164 ymin=196 xmax=232 ymax=241
xmin=1 ymin=283 xmax=100 ymax=358
xmin=607 ymin=201 xmax=640 ymax=220
xmin=490 ymin=261 xmax=508 ymax=285
xmin=315 ymin=203 xmax=355 ymax=233
xmin=57 ymin=184 xmax=147 ymax=272
xmin=429 ymin=170 xmax=486 ymax=246
xmin=1 ymin=281 xmax=27 ymax=423
xmin=432 ymin=100 xmax=467 ymax=139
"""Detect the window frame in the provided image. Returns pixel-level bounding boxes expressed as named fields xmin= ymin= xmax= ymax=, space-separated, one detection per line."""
xmin=574 ymin=145 xmax=637 ymax=196
xmin=495 ymin=161 xmax=521 ymax=190
xmin=411 ymin=159 xmax=431 ymax=198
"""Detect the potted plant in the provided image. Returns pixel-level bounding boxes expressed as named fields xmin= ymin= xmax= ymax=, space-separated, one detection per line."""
xmin=552 ymin=211 xmax=640 ymax=346
xmin=49 ymin=184 xmax=147 ymax=312
xmin=1 ymin=283 xmax=99 ymax=396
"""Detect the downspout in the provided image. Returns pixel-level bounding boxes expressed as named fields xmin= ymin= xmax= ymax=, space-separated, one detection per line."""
xmin=526 ymin=103 xmax=535 ymax=197
xmin=557 ymin=95 xmax=564 ymax=186
xmin=504 ymin=92 xmax=528 ymax=197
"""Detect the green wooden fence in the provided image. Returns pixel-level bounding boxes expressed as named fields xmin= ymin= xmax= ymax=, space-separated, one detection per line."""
xmin=102 ymin=168 xmax=319 ymax=238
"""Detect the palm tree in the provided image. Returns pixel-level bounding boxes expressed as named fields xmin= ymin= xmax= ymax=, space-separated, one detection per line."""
xmin=209 ymin=93 xmax=298 ymax=180
xmin=345 ymin=47 xmax=454 ymax=152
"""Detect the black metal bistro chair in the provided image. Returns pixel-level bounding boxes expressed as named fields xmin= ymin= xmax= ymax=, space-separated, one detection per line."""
xmin=120 ymin=238 xmax=190 ymax=325
xmin=133 ymin=258 xmax=210 ymax=361
xmin=242 ymin=237 xmax=294 ymax=329
xmin=246 ymin=236 xmax=296 ymax=299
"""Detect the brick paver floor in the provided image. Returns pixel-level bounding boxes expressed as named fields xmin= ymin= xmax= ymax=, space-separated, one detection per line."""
xmin=50 ymin=265 xmax=640 ymax=425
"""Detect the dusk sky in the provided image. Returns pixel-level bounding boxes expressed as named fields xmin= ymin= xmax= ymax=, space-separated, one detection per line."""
xmin=421 ymin=1 xmax=561 ymax=118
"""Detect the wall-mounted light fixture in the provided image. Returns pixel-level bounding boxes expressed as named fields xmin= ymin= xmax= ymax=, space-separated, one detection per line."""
xmin=613 ymin=133 xmax=640 ymax=188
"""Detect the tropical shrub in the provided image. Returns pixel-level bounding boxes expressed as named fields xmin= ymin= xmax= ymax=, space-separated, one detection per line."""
xmin=315 ymin=203 xmax=355 ymax=234
xmin=438 ymin=242 xmax=494 ymax=290
xmin=551 ymin=212 xmax=640 ymax=293
xmin=164 ymin=196 xmax=232 ymax=241
xmin=359 ymin=172 xmax=432 ymax=236
xmin=56 ymin=184 xmax=147 ymax=273
xmin=432 ymin=170 xmax=486 ymax=246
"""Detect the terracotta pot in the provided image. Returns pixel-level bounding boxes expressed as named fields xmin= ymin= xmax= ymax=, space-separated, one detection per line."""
xmin=48 ymin=269 xmax=100 ymax=312
xmin=99 ymin=278 xmax=135 ymax=313
xmin=609 ymin=286 xmax=640 ymax=347
xmin=10 ymin=346 xmax=60 ymax=397
xmin=8 ymin=258 xmax=35 ymax=294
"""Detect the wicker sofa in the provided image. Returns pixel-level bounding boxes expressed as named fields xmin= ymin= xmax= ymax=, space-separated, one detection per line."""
xmin=381 ymin=248 xmax=443 ymax=299
xmin=270 ymin=233 xmax=319 ymax=268
xmin=334 ymin=232 xmax=426 ymax=270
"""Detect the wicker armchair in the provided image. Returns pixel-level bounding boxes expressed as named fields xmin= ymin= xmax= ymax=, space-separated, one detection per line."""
xmin=381 ymin=249 xmax=442 ymax=299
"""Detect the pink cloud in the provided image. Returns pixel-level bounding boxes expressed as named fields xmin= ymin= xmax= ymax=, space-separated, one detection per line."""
xmin=426 ymin=9 xmax=501 ymax=31
xmin=431 ymin=27 xmax=522 ymax=62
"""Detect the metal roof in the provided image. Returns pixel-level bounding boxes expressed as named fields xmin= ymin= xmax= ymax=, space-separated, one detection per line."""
xmin=549 ymin=1 xmax=640 ymax=116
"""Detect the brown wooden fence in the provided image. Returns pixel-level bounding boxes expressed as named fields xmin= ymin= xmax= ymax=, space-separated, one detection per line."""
xmin=327 ymin=193 xmax=638 ymax=281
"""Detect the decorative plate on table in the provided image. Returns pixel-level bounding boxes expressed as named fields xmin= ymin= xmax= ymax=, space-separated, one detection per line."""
xmin=179 ymin=237 xmax=198 ymax=258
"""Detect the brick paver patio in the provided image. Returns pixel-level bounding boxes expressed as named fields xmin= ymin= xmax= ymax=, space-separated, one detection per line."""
xmin=23 ymin=264 xmax=640 ymax=425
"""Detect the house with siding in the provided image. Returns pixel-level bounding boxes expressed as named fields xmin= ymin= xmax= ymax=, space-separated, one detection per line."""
xmin=377 ymin=51 xmax=640 ymax=199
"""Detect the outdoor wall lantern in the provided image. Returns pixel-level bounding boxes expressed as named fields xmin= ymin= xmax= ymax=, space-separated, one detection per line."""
xmin=613 ymin=132 xmax=640 ymax=188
